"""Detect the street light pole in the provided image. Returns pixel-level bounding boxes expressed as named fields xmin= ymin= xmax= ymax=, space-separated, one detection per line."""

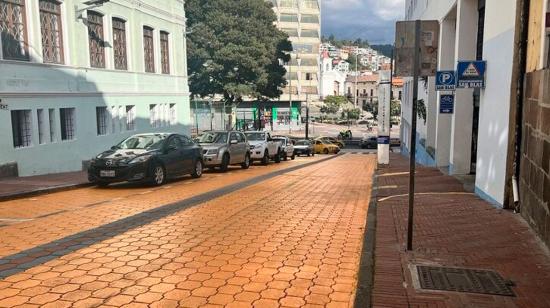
xmin=305 ymin=93 xmax=310 ymax=139
xmin=289 ymin=58 xmax=292 ymax=135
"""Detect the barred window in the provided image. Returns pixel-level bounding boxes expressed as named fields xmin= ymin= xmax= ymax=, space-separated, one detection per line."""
xmin=87 ymin=11 xmax=105 ymax=68
xmin=60 ymin=107 xmax=75 ymax=141
xmin=169 ymin=104 xmax=176 ymax=126
xmin=150 ymin=104 xmax=160 ymax=128
xmin=112 ymin=18 xmax=127 ymax=70
xmin=39 ymin=0 xmax=63 ymax=64
xmin=37 ymin=109 xmax=46 ymax=144
xmin=143 ymin=26 xmax=155 ymax=73
xmin=126 ymin=105 xmax=136 ymax=131
xmin=0 ymin=0 xmax=29 ymax=60
xmin=160 ymin=31 xmax=170 ymax=74
xmin=48 ymin=108 xmax=56 ymax=142
xmin=11 ymin=109 xmax=31 ymax=148
xmin=96 ymin=106 xmax=108 ymax=135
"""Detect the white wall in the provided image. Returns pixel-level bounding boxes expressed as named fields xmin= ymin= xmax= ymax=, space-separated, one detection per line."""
xmin=475 ymin=0 xmax=517 ymax=205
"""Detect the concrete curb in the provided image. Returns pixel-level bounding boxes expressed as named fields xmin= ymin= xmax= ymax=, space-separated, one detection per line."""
xmin=354 ymin=167 xmax=378 ymax=308
xmin=0 ymin=183 xmax=93 ymax=202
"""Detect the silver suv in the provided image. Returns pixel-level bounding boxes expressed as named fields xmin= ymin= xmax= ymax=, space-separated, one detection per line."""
xmin=198 ymin=131 xmax=251 ymax=172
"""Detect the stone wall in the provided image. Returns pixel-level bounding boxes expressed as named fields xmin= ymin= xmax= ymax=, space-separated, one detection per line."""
xmin=520 ymin=69 xmax=550 ymax=248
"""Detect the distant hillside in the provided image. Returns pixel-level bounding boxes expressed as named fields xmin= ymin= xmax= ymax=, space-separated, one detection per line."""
xmin=371 ymin=44 xmax=394 ymax=58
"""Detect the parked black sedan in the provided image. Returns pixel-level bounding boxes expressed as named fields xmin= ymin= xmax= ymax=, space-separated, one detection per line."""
xmin=88 ymin=133 xmax=203 ymax=186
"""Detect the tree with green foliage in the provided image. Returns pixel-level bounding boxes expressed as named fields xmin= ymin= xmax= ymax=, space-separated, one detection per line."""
xmin=186 ymin=0 xmax=292 ymax=106
xmin=321 ymin=95 xmax=348 ymax=115
xmin=341 ymin=108 xmax=361 ymax=120
xmin=390 ymin=100 xmax=401 ymax=117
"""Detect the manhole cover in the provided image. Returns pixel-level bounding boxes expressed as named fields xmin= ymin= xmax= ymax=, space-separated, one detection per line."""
xmin=417 ymin=266 xmax=515 ymax=296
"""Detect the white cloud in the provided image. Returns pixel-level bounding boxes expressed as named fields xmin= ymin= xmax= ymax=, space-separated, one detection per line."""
xmin=372 ymin=0 xmax=405 ymax=20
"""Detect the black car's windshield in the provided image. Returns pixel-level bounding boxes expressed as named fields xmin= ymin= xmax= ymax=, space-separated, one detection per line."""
xmin=296 ymin=141 xmax=310 ymax=146
xmin=245 ymin=132 xmax=266 ymax=141
xmin=117 ymin=135 xmax=167 ymax=150
xmin=199 ymin=132 xmax=228 ymax=144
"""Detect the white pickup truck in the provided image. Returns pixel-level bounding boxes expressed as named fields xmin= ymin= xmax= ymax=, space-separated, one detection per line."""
xmin=244 ymin=131 xmax=282 ymax=165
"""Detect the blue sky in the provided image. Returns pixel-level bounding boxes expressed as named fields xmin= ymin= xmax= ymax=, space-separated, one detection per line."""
xmin=321 ymin=0 xmax=405 ymax=44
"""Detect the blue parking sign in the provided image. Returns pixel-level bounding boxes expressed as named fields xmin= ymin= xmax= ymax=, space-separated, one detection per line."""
xmin=440 ymin=95 xmax=454 ymax=114
xmin=457 ymin=61 xmax=486 ymax=88
xmin=436 ymin=71 xmax=456 ymax=91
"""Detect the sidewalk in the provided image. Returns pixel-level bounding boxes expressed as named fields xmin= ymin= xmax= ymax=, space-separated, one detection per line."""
xmin=0 ymin=171 xmax=89 ymax=201
xmin=372 ymin=154 xmax=550 ymax=308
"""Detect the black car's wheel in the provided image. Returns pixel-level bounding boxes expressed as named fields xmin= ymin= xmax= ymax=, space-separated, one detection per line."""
xmin=191 ymin=160 xmax=203 ymax=178
xmin=151 ymin=163 xmax=166 ymax=186
xmin=261 ymin=150 xmax=269 ymax=165
xmin=323 ymin=148 xmax=329 ymax=155
xmin=274 ymin=149 xmax=281 ymax=163
xmin=241 ymin=153 xmax=251 ymax=169
xmin=306 ymin=151 xmax=310 ymax=157
xmin=220 ymin=154 xmax=230 ymax=172
xmin=291 ymin=153 xmax=295 ymax=160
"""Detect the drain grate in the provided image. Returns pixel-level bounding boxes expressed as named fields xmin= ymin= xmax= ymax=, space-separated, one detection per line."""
xmin=417 ymin=266 xmax=515 ymax=296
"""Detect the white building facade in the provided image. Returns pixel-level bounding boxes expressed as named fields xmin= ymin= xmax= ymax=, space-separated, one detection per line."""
xmin=402 ymin=0 xmax=518 ymax=206
xmin=0 ymin=0 xmax=190 ymax=177
xmin=319 ymin=51 xmax=346 ymax=99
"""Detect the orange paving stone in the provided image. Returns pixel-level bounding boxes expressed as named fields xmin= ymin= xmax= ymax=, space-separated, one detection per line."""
xmin=0 ymin=154 xmax=375 ymax=307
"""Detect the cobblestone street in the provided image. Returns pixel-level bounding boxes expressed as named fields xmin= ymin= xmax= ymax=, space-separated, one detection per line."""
xmin=0 ymin=154 xmax=376 ymax=308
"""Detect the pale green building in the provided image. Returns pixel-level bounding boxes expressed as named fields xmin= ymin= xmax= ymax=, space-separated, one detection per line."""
xmin=0 ymin=0 xmax=190 ymax=176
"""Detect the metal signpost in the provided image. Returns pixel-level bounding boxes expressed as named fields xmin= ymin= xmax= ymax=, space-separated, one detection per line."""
xmin=436 ymin=71 xmax=456 ymax=91
xmin=456 ymin=61 xmax=487 ymax=88
xmin=439 ymin=94 xmax=455 ymax=114
xmin=395 ymin=20 xmax=439 ymax=251
xmin=377 ymin=71 xmax=392 ymax=165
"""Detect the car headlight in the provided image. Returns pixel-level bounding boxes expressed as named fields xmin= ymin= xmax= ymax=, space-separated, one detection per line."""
xmin=206 ymin=149 xmax=219 ymax=155
xmin=129 ymin=155 xmax=152 ymax=164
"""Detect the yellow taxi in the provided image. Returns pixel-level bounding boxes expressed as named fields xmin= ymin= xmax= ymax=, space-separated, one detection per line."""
xmin=313 ymin=140 xmax=341 ymax=154
xmin=315 ymin=136 xmax=345 ymax=148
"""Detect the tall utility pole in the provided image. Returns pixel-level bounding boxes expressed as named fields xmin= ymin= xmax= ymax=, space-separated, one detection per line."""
xmin=289 ymin=58 xmax=292 ymax=135
xmin=407 ymin=20 xmax=421 ymax=251
xmin=305 ymin=93 xmax=310 ymax=139
xmin=355 ymin=52 xmax=359 ymax=109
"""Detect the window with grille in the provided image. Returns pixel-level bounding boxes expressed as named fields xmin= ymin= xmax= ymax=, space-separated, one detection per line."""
xmin=150 ymin=104 xmax=160 ymax=128
xmin=0 ymin=0 xmax=29 ymax=60
xmin=37 ymin=109 xmax=46 ymax=144
xmin=280 ymin=14 xmax=298 ymax=23
xmin=96 ymin=106 xmax=108 ymax=135
xmin=160 ymin=31 xmax=170 ymax=74
xmin=39 ymin=0 xmax=63 ymax=64
xmin=112 ymin=18 xmax=127 ymax=70
xmin=87 ymin=11 xmax=105 ymax=68
xmin=126 ymin=105 xmax=136 ymax=130
xmin=169 ymin=104 xmax=177 ymax=126
xmin=300 ymin=14 xmax=319 ymax=23
xmin=60 ymin=107 xmax=75 ymax=141
xmin=11 ymin=109 xmax=31 ymax=148
xmin=48 ymin=108 xmax=56 ymax=142
xmin=143 ymin=26 xmax=155 ymax=73
xmin=110 ymin=106 xmax=117 ymax=134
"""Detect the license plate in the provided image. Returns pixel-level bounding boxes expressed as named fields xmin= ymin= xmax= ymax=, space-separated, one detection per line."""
xmin=100 ymin=170 xmax=116 ymax=177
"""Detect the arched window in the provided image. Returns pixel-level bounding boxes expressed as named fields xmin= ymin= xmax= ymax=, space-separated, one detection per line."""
xmin=39 ymin=0 xmax=63 ymax=63
xmin=112 ymin=18 xmax=127 ymax=70
xmin=143 ymin=26 xmax=155 ymax=73
xmin=0 ymin=0 xmax=29 ymax=60
xmin=87 ymin=11 xmax=105 ymax=68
